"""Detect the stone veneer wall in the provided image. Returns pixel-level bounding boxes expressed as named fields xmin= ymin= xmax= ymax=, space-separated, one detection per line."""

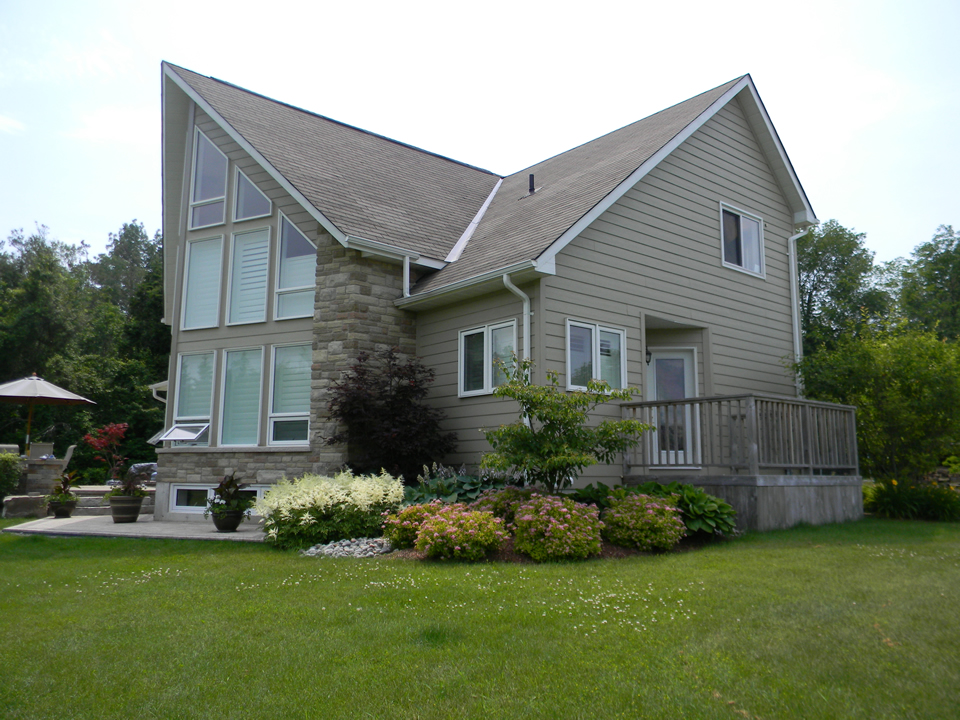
xmin=310 ymin=228 xmax=417 ymax=472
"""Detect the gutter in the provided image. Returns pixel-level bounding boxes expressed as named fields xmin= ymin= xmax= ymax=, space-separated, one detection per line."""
xmin=396 ymin=258 xmax=554 ymax=308
xmin=343 ymin=235 xmax=445 ymax=298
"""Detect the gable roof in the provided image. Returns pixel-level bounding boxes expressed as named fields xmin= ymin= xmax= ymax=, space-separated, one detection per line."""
xmin=163 ymin=63 xmax=499 ymax=262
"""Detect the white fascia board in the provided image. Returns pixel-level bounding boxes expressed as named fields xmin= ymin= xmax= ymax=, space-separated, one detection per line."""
xmin=445 ymin=178 xmax=503 ymax=262
xmin=395 ymin=259 xmax=551 ymax=309
xmin=162 ymin=63 xmax=347 ymax=245
xmin=342 ymin=235 xmax=444 ymax=269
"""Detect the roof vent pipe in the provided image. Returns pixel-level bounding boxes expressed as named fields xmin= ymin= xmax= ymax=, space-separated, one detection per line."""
xmin=529 ymin=174 xmax=535 ymax=194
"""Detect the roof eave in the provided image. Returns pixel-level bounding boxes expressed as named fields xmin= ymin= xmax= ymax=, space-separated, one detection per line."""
xmin=396 ymin=258 xmax=554 ymax=311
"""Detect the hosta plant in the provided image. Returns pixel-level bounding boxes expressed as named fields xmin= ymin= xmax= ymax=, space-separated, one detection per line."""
xmin=382 ymin=500 xmax=445 ymax=549
xmin=403 ymin=464 xmax=506 ymax=505
xmin=601 ymin=494 xmax=686 ymax=550
xmin=512 ymin=494 xmax=603 ymax=562
xmin=414 ymin=506 xmax=508 ymax=561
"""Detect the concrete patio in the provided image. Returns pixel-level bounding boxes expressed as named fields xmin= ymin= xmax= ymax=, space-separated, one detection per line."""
xmin=3 ymin=514 xmax=265 ymax=542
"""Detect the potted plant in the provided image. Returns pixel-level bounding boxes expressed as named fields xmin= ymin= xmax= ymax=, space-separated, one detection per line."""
xmin=45 ymin=471 xmax=80 ymax=519
xmin=86 ymin=423 xmax=145 ymax=523
xmin=205 ymin=473 xmax=255 ymax=532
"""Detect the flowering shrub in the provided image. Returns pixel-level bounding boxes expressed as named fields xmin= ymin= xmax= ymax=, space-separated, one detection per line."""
xmin=414 ymin=505 xmax=507 ymax=561
xmin=601 ymin=494 xmax=686 ymax=550
xmin=256 ymin=470 xmax=404 ymax=549
xmin=469 ymin=486 xmax=536 ymax=524
xmin=512 ymin=495 xmax=603 ymax=562
xmin=382 ymin=500 xmax=446 ymax=549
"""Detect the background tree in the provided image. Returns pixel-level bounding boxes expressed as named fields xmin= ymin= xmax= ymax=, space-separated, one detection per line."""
xmin=796 ymin=220 xmax=891 ymax=356
xmin=900 ymin=225 xmax=960 ymax=340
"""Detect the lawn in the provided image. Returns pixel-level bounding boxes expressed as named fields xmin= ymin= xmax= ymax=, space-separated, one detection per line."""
xmin=1 ymin=518 xmax=958 ymax=719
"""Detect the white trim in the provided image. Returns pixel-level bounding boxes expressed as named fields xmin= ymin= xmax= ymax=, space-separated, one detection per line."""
xmin=458 ymin=320 xmax=517 ymax=397
xmin=218 ymin=345 xmax=264 ymax=447
xmin=180 ymin=235 xmax=223 ymax=330
xmin=233 ymin=167 xmax=273 ymax=222
xmin=446 ymin=178 xmax=503 ymax=262
xmin=395 ymin=259 xmax=551 ymax=308
xmin=645 ymin=347 xmax=699 ymax=467
xmin=275 ymin=212 xmax=317 ymax=321
xmin=788 ymin=228 xmax=809 ymax=394
xmin=172 ymin=351 xmax=216 ymax=447
xmin=158 ymin=423 xmax=210 ymax=442
xmin=226 ymin=226 xmax=271 ymax=326
xmin=169 ymin=482 xmax=271 ymax=515
xmin=164 ymin=63 xmax=347 ymax=245
xmin=188 ymin=127 xmax=228 ymax=230
xmin=565 ymin=319 xmax=627 ymax=391
xmin=719 ymin=202 xmax=765 ymax=278
xmin=267 ymin=342 xmax=312 ymax=446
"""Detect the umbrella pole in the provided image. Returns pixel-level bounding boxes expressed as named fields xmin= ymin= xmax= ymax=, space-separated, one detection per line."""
xmin=25 ymin=402 xmax=33 ymax=457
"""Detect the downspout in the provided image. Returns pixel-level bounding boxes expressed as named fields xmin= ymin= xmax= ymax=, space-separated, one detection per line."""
xmin=403 ymin=255 xmax=411 ymax=297
xmin=788 ymin=228 xmax=810 ymax=395
xmin=502 ymin=274 xmax=530 ymax=363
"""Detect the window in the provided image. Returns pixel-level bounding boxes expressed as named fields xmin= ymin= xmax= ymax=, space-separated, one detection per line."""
xmin=170 ymin=483 xmax=269 ymax=514
xmin=228 ymin=228 xmax=270 ymax=324
xmin=220 ymin=348 xmax=263 ymax=446
xmin=181 ymin=236 xmax=223 ymax=329
xmin=276 ymin=214 xmax=316 ymax=319
xmin=269 ymin=344 xmax=311 ymax=444
xmin=721 ymin=204 xmax=764 ymax=276
xmin=566 ymin=320 xmax=625 ymax=390
xmin=159 ymin=352 xmax=215 ymax=445
xmin=458 ymin=320 xmax=516 ymax=396
xmin=234 ymin=168 xmax=272 ymax=221
xmin=189 ymin=129 xmax=228 ymax=229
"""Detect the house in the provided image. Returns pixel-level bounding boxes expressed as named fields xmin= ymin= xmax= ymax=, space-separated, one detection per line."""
xmin=155 ymin=62 xmax=861 ymax=530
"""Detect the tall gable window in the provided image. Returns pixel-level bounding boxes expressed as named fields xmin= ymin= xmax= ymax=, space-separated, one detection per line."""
xmin=159 ymin=352 xmax=215 ymax=445
xmin=566 ymin=320 xmax=625 ymax=390
xmin=721 ymin=204 xmax=764 ymax=276
xmin=459 ymin=320 xmax=516 ymax=396
xmin=220 ymin=348 xmax=263 ymax=446
xmin=228 ymin=229 xmax=270 ymax=325
xmin=276 ymin=214 xmax=316 ymax=319
xmin=182 ymin=236 xmax=222 ymax=330
xmin=190 ymin=129 xmax=228 ymax=229
xmin=234 ymin=169 xmax=272 ymax=221
xmin=269 ymin=343 xmax=311 ymax=444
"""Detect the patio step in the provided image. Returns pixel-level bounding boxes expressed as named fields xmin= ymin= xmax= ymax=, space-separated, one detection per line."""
xmin=68 ymin=487 xmax=155 ymax=516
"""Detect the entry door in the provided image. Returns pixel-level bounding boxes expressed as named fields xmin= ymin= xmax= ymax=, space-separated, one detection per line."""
xmin=646 ymin=349 xmax=697 ymax=466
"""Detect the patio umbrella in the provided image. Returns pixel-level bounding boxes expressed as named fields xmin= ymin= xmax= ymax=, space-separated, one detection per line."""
xmin=0 ymin=373 xmax=96 ymax=455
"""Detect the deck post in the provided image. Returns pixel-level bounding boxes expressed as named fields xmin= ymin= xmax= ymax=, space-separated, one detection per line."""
xmin=746 ymin=396 xmax=760 ymax=476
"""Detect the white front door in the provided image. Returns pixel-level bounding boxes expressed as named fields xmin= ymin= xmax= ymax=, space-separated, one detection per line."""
xmin=646 ymin=349 xmax=698 ymax=466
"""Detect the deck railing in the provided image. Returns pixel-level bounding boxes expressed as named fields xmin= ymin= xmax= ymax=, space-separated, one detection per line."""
xmin=621 ymin=394 xmax=858 ymax=476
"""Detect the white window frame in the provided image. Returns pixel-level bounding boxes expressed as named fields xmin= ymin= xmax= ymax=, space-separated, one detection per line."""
xmin=268 ymin=342 xmax=312 ymax=446
xmin=169 ymin=483 xmax=270 ymax=515
xmin=188 ymin=128 xmax=229 ymax=230
xmin=233 ymin=167 xmax=272 ymax=223
xmin=719 ymin=202 xmax=765 ymax=278
xmin=218 ymin=346 xmax=264 ymax=447
xmin=164 ymin=351 xmax=216 ymax=447
xmin=274 ymin=212 xmax=317 ymax=321
xmin=180 ymin=235 xmax=223 ymax=330
xmin=565 ymin=319 xmax=627 ymax=391
xmin=458 ymin=320 xmax=517 ymax=397
xmin=226 ymin=227 xmax=271 ymax=326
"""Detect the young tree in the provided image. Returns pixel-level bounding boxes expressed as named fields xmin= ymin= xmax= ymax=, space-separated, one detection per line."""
xmin=481 ymin=357 xmax=650 ymax=493
xmin=326 ymin=349 xmax=457 ymax=482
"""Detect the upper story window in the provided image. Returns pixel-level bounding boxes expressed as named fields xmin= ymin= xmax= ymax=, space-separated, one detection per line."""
xmin=228 ymin=228 xmax=270 ymax=325
xmin=159 ymin=351 xmax=215 ymax=446
xmin=276 ymin=214 xmax=317 ymax=319
xmin=566 ymin=319 xmax=625 ymax=390
xmin=721 ymin=204 xmax=764 ymax=276
xmin=234 ymin=168 xmax=272 ymax=221
xmin=459 ymin=320 xmax=516 ymax=397
xmin=189 ymin=129 xmax=228 ymax=229
xmin=181 ymin=236 xmax=223 ymax=330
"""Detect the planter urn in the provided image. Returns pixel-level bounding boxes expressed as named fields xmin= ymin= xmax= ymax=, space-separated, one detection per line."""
xmin=47 ymin=500 xmax=77 ymax=519
xmin=109 ymin=495 xmax=144 ymax=524
xmin=211 ymin=510 xmax=245 ymax=533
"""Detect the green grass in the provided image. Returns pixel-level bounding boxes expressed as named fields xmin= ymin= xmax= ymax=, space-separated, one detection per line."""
xmin=1 ymin=518 xmax=958 ymax=719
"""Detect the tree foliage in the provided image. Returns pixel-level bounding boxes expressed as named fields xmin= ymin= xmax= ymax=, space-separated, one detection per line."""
xmin=901 ymin=225 xmax=960 ymax=340
xmin=326 ymin=348 xmax=458 ymax=482
xmin=480 ymin=357 xmax=650 ymax=493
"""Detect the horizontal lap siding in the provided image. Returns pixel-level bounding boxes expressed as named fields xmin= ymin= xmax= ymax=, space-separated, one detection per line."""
xmin=416 ymin=284 xmax=538 ymax=468
xmin=542 ymin=98 xmax=797 ymax=483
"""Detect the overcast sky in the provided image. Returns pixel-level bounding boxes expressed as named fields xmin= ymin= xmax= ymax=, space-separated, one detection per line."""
xmin=0 ymin=0 xmax=956 ymax=263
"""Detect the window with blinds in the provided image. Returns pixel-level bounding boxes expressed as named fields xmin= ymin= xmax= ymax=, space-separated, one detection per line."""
xmin=220 ymin=348 xmax=263 ymax=446
xmin=228 ymin=229 xmax=269 ymax=324
xmin=182 ymin=236 xmax=222 ymax=329
xmin=270 ymin=344 xmax=311 ymax=444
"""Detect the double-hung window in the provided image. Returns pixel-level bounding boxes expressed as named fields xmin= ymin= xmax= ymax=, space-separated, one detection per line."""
xmin=182 ymin=236 xmax=223 ymax=330
xmin=720 ymin=204 xmax=764 ymax=276
xmin=228 ymin=228 xmax=270 ymax=325
xmin=160 ymin=352 xmax=215 ymax=445
xmin=269 ymin=343 xmax=311 ymax=444
xmin=566 ymin=320 xmax=626 ymax=390
xmin=220 ymin=348 xmax=263 ymax=446
xmin=276 ymin=214 xmax=316 ymax=319
xmin=189 ymin=129 xmax=228 ymax=229
xmin=459 ymin=320 xmax=516 ymax=396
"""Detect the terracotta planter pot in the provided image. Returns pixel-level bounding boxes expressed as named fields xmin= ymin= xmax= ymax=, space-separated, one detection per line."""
xmin=212 ymin=510 xmax=245 ymax=532
xmin=109 ymin=495 xmax=144 ymax=524
xmin=48 ymin=500 xmax=77 ymax=519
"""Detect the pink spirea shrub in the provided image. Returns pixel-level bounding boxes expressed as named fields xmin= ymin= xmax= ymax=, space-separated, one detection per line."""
xmin=512 ymin=494 xmax=603 ymax=562
xmin=382 ymin=500 xmax=449 ymax=549
xmin=468 ymin=486 xmax=536 ymax=524
xmin=415 ymin=505 xmax=508 ymax=561
xmin=601 ymin=494 xmax=686 ymax=550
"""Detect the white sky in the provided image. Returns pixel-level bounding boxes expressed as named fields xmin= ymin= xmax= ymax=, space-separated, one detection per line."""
xmin=0 ymin=0 xmax=956 ymax=263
